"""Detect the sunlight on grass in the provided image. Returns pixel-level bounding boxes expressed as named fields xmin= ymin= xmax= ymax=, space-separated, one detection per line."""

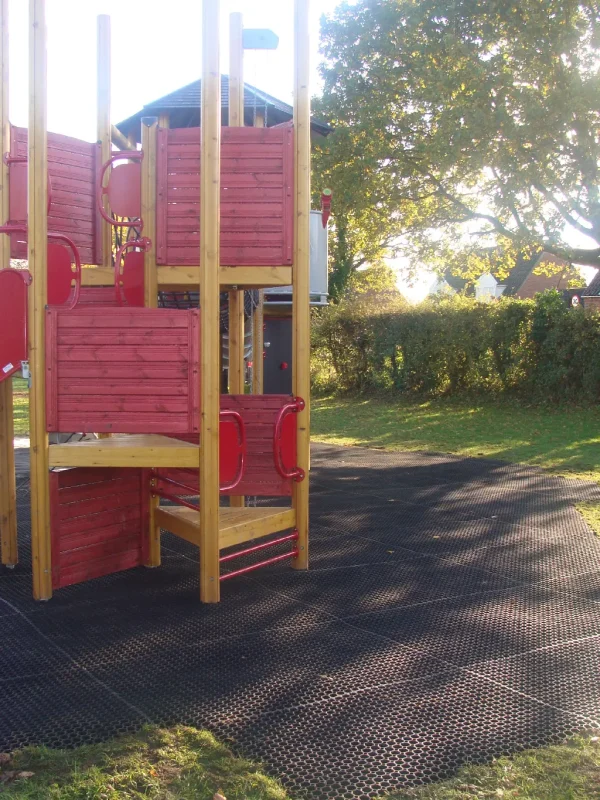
xmin=312 ymin=396 xmax=600 ymax=483
xmin=576 ymin=503 xmax=600 ymax=537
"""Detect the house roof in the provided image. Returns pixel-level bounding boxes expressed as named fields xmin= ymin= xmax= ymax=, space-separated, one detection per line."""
xmin=502 ymin=252 xmax=540 ymax=296
xmin=116 ymin=75 xmax=332 ymax=142
xmin=584 ymin=269 xmax=600 ymax=296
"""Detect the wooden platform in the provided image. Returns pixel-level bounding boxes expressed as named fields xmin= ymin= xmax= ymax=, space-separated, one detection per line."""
xmin=48 ymin=434 xmax=199 ymax=468
xmin=154 ymin=505 xmax=296 ymax=549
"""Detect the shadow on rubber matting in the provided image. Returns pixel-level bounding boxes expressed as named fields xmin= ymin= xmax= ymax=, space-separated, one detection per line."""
xmin=2 ymin=442 xmax=600 ymax=799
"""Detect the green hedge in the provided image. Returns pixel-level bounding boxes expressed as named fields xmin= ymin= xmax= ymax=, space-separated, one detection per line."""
xmin=311 ymin=291 xmax=600 ymax=404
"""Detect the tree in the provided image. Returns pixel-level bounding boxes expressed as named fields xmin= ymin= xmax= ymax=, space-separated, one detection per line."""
xmin=314 ymin=0 xmax=600 ymax=289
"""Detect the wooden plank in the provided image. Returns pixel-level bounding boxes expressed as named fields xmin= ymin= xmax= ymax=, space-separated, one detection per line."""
xmin=80 ymin=264 xmax=293 ymax=288
xmin=155 ymin=505 xmax=295 ymax=550
xmin=147 ymin=472 xmax=161 ymax=567
xmin=141 ymin=117 xmax=158 ymax=307
xmin=97 ymin=15 xmax=112 ymax=271
xmin=28 ymin=0 xmax=52 ymax=600
xmin=292 ymin=0 xmax=310 ymax=571
xmin=48 ymin=435 xmax=199 ymax=468
xmin=0 ymin=0 xmax=17 ymax=568
xmin=199 ymin=0 xmax=221 ymax=602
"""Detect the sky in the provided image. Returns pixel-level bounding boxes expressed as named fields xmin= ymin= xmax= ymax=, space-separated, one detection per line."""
xmin=6 ymin=0 xmax=341 ymax=140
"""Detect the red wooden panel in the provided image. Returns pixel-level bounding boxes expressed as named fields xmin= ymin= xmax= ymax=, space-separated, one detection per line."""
xmin=10 ymin=127 xmax=101 ymax=265
xmin=0 ymin=269 xmax=30 ymax=381
xmin=156 ymin=123 xmax=293 ymax=266
xmin=158 ymin=394 xmax=296 ymax=497
xmin=77 ymin=286 xmax=119 ymax=306
xmin=50 ymin=468 xmax=145 ymax=589
xmin=46 ymin=307 xmax=200 ymax=434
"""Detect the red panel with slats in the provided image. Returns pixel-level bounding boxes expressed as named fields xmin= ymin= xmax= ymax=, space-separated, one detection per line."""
xmin=45 ymin=307 xmax=200 ymax=434
xmin=157 ymin=394 xmax=297 ymax=497
xmin=10 ymin=126 xmax=102 ymax=265
xmin=50 ymin=467 xmax=146 ymax=589
xmin=156 ymin=123 xmax=294 ymax=266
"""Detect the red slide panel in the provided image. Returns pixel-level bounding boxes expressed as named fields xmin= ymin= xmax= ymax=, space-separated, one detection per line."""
xmin=156 ymin=123 xmax=294 ymax=266
xmin=50 ymin=467 xmax=147 ymax=589
xmin=0 ymin=269 xmax=31 ymax=381
xmin=46 ymin=307 xmax=200 ymax=434
xmin=10 ymin=127 xmax=103 ymax=265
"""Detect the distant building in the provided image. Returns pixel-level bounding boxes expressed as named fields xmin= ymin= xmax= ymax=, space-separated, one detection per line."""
xmin=429 ymin=251 xmax=581 ymax=301
xmin=582 ymin=269 xmax=600 ymax=311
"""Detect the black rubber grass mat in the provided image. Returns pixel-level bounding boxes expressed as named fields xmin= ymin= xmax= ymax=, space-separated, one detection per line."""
xmin=1 ymin=443 xmax=600 ymax=799
xmin=214 ymin=669 xmax=592 ymax=800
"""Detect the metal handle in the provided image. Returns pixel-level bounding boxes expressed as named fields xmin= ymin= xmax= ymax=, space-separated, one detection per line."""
xmin=273 ymin=397 xmax=305 ymax=481
xmin=0 ymin=225 xmax=80 ymax=309
xmin=97 ymin=150 xmax=143 ymax=228
xmin=219 ymin=409 xmax=246 ymax=492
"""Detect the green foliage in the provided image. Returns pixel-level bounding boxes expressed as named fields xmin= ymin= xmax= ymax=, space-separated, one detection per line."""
xmin=314 ymin=0 xmax=600 ymax=285
xmin=312 ymin=291 xmax=600 ymax=404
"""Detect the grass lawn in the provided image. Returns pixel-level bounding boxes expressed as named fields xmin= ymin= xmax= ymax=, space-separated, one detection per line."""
xmin=311 ymin=395 xmax=600 ymax=484
xmin=11 ymin=377 xmax=29 ymax=436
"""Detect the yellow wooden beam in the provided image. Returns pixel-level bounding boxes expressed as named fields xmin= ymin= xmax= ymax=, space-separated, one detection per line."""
xmin=0 ymin=0 xmax=17 ymax=569
xmin=157 ymin=112 xmax=170 ymax=129
xmin=292 ymin=0 xmax=310 ymax=571
xmin=141 ymin=117 xmax=158 ymax=307
xmin=252 ymin=289 xmax=264 ymax=393
xmin=80 ymin=265 xmax=293 ymax=289
xmin=199 ymin=0 xmax=222 ymax=602
xmin=147 ymin=473 xmax=161 ymax=568
xmin=97 ymin=15 xmax=112 ymax=271
xmin=28 ymin=0 xmax=52 ymax=600
xmin=48 ymin=435 xmax=199 ymax=469
xmin=111 ymin=123 xmax=135 ymax=151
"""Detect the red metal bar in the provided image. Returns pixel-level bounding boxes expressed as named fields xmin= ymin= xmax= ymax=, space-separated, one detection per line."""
xmin=97 ymin=150 xmax=143 ymax=228
xmin=219 ymin=529 xmax=299 ymax=564
xmin=220 ymin=548 xmax=300 ymax=581
xmin=273 ymin=396 xmax=305 ymax=481
xmin=152 ymin=489 xmax=199 ymax=512
xmin=219 ymin=409 xmax=246 ymax=492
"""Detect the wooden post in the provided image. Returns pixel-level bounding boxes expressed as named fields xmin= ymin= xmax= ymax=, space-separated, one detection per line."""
xmin=0 ymin=0 xmax=17 ymax=568
xmin=199 ymin=0 xmax=221 ymax=603
xmin=252 ymin=111 xmax=265 ymax=394
xmin=158 ymin=113 xmax=170 ymax=129
xmin=228 ymin=11 xmax=245 ymax=507
xmin=97 ymin=15 xmax=112 ymax=271
xmin=292 ymin=0 xmax=310 ymax=571
xmin=29 ymin=0 xmax=52 ymax=599
xmin=141 ymin=116 xmax=159 ymax=566
xmin=141 ymin=117 xmax=158 ymax=308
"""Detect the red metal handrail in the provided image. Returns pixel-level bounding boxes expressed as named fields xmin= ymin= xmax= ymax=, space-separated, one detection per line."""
xmin=220 ymin=547 xmax=300 ymax=581
xmin=273 ymin=396 xmax=305 ymax=481
xmin=114 ymin=237 xmax=151 ymax=305
xmin=97 ymin=150 xmax=143 ymax=228
xmin=219 ymin=409 xmax=246 ymax=492
xmin=0 ymin=224 xmax=81 ymax=309
xmin=219 ymin=530 xmax=299 ymax=564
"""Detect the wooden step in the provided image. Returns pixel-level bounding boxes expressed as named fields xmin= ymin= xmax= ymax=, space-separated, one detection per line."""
xmin=155 ymin=505 xmax=296 ymax=549
xmin=48 ymin=434 xmax=199 ymax=468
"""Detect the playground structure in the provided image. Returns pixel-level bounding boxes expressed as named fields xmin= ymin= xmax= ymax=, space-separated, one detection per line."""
xmin=0 ymin=0 xmax=312 ymax=602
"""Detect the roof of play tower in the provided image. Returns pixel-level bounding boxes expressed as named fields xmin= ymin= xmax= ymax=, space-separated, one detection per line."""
xmin=116 ymin=75 xmax=332 ymax=143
